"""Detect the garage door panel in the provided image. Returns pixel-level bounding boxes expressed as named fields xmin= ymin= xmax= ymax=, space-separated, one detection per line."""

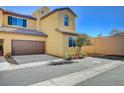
xmin=12 ymin=40 xmax=45 ymax=55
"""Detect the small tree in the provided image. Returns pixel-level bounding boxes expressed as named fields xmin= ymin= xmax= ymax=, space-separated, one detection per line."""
xmin=109 ymin=29 xmax=123 ymax=36
xmin=75 ymin=34 xmax=91 ymax=58
xmin=97 ymin=34 xmax=103 ymax=37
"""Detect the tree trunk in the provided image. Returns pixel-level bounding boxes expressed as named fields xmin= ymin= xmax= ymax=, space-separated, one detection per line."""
xmin=75 ymin=47 xmax=79 ymax=57
xmin=77 ymin=47 xmax=81 ymax=58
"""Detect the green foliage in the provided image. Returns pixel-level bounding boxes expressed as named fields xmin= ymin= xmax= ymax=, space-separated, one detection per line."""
xmin=63 ymin=54 xmax=72 ymax=61
xmin=75 ymin=34 xmax=91 ymax=59
xmin=75 ymin=35 xmax=91 ymax=47
xmin=80 ymin=52 xmax=87 ymax=58
xmin=97 ymin=34 xmax=103 ymax=37
xmin=109 ymin=29 xmax=123 ymax=36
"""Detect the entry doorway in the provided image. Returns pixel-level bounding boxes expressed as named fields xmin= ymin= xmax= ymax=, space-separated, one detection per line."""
xmin=0 ymin=39 xmax=3 ymax=56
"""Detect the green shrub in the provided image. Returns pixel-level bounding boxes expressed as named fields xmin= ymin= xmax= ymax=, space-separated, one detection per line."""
xmin=63 ymin=54 xmax=72 ymax=61
xmin=79 ymin=54 xmax=83 ymax=59
xmin=80 ymin=52 xmax=87 ymax=58
xmin=70 ymin=54 xmax=76 ymax=59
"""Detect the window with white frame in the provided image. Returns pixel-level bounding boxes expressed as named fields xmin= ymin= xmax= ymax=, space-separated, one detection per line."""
xmin=68 ymin=37 xmax=76 ymax=47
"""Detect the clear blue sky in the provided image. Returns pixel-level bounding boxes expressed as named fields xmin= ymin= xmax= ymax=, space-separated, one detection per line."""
xmin=1 ymin=6 xmax=124 ymax=37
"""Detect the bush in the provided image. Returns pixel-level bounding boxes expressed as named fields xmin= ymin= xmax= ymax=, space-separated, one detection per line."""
xmin=79 ymin=54 xmax=83 ymax=59
xmin=80 ymin=52 xmax=87 ymax=58
xmin=63 ymin=54 xmax=72 ymax=61
xmin=69 ymin=54 xmax=77 ymax=59
xmin=4 ymin=52 xmax=11 ymax=58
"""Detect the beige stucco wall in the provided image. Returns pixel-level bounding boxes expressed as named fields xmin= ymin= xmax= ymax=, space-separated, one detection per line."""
xmin=0 ymin=10 xmax=3 ymax=26
xmin=83 ymin=36 xmax=124 ymax=56
xmin=57 ymin=9 xmax=76 ymax=32
xmin=0 ymin=32 xmax=46 ymax=56
xmin=40 ymin=12 xmax=64 ymax=57
xmin=3 ymin=14 xmax=36 ymax=30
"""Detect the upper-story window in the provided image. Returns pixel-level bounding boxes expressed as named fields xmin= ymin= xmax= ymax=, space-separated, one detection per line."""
xmin=8 ymin=16 xmax=27 ymax=27
xmin=64 ymin=15 xmax=69 ymax=26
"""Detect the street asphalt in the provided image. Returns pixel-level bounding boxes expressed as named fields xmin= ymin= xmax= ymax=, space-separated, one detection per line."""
xmin=75 ymin=62 xmax=124 ymax=86
xmin=0 ymin=57 xmax=114 ymax=86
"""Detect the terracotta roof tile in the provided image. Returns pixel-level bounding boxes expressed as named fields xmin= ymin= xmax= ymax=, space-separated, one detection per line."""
xmin=55 ymin=28 xmax=80 ymax=35
xmin=0 ymin=26 xmax=47 ymax=37
xmin=0 ymin=8 xmax=36 ymax=20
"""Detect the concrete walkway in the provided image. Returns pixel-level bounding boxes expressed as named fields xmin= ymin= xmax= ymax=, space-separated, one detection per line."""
xmin=30 ymin=61 xmax=124 ymax=86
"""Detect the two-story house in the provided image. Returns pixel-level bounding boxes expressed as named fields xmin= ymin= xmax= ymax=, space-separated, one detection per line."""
xmin=0 ymin=7 xmax=80 ymax=57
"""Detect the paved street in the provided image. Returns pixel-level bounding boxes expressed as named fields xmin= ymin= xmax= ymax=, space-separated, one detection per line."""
xmin=76 ymin=62 xmax=124 ymax=86
xmin=0 ymin=57 xmax=123 ymax=86
xmin=0 ymin=57 xmax=115 ymax=86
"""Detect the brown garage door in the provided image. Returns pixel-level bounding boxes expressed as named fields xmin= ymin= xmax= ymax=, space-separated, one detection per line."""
xmin=12 ymin=40 xmax=45 ymax=55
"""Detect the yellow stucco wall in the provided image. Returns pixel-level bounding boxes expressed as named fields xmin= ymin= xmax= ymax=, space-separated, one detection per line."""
xmin=3 ymin=14 xmax=36 ymax=30
xmin=0 ymin=32 xmax=46 ymax=56
xmin=39 ymin=10 xmax=77 ymax=57
xmin=0 ymin=10 xmax=3 ymax=26
xmin=57 ymin=9 xmax=76 ymax=32
xmin=83 ymin=36 xmax=124 ymax=56
xmin=63 ymin=34 xmax=78 ymax=56
xmin=40 ymin=12 xmax=64 ymax=57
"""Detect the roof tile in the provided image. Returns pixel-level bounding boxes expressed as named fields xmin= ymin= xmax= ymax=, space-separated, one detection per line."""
xmin=0 ymin=26 xmax=47 ymax=37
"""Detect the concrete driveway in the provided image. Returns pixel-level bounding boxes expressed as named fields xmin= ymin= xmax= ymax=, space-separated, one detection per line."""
xmin=0 ymin=57 xmax=6 ymax=63
xmin=0 ymin=57 xmax=122 ymax=86
xmin=12 ymin=54 xmax=59 ymax=64
xmin=0 ymin=57 xmax=10 ymax=71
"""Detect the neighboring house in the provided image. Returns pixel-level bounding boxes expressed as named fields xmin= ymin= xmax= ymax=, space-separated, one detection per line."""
xmin=0 ymin=7 xmax=80 ymax=57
